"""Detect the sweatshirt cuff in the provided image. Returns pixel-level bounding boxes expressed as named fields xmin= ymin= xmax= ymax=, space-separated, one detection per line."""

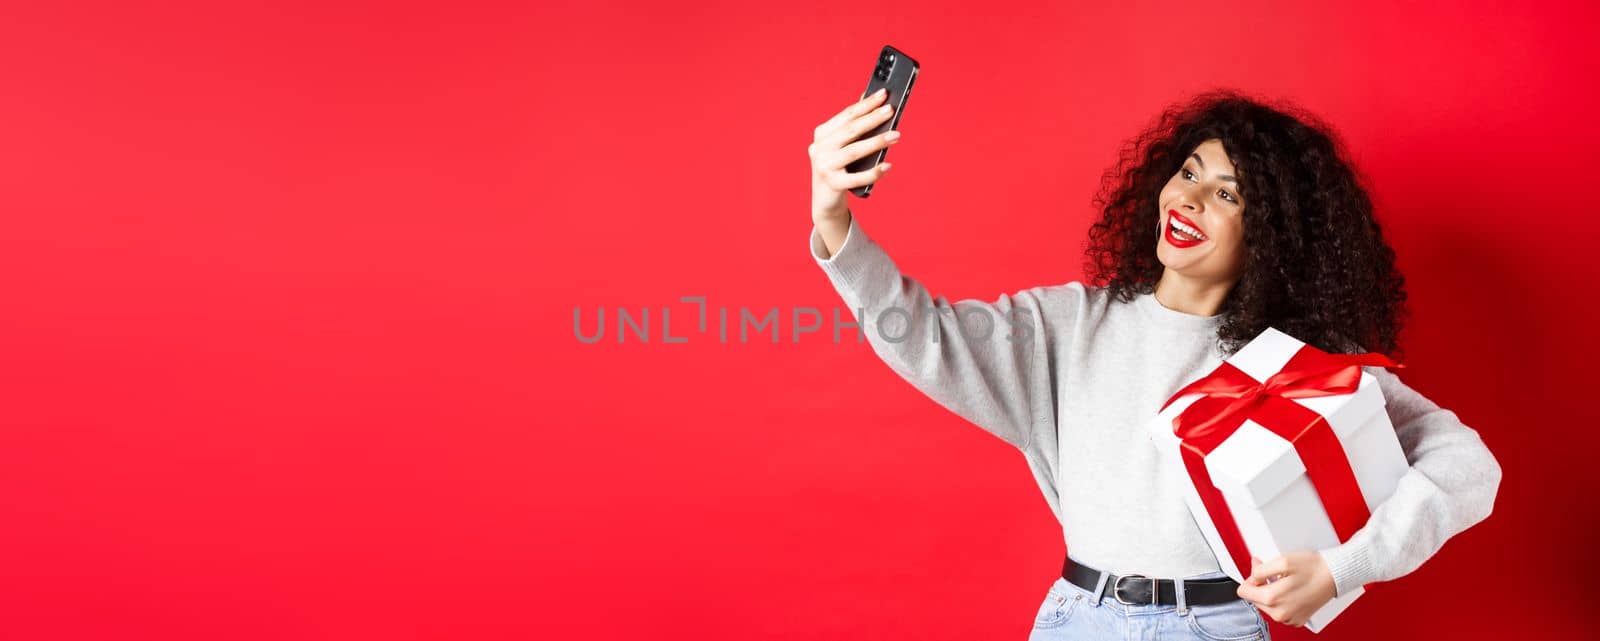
xmin=809 ymin=214 xmax=875 ymax=284
xmin=1318 ymin=541 xmax=1379 ymax=598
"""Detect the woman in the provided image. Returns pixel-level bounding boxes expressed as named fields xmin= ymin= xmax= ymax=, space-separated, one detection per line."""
xmin=804 ymin=88 xmax=1502 ymax=640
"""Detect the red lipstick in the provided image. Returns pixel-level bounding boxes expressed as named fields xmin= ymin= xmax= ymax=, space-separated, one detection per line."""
xmin=1164 ymin=210 xmax=1208 ymax=248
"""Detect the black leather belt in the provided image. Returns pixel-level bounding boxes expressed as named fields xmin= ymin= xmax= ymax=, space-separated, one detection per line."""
xmin=1063 ymin=556 xmax=1243 ymax=607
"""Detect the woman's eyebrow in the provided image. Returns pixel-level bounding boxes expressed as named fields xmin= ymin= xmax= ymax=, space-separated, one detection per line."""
xmin=1190 ymin=152 xmax=1239 ymax=183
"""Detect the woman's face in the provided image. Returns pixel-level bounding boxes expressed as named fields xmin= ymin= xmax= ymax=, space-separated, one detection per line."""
xmin=1156 ymin=138 xmax=1248 ymax=284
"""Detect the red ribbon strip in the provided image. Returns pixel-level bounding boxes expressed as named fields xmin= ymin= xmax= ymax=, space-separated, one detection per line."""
xmin=1159 ymin=341 xmax=1404 ymax=578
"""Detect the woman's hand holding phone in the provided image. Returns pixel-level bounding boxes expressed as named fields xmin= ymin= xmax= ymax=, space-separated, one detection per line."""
xmin=808 ymin=88 xmax=901 ymax=254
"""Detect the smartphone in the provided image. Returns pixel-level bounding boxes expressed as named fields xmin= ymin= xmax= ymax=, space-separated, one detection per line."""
xmin=846 ymin=44 xmax=919 ymax=198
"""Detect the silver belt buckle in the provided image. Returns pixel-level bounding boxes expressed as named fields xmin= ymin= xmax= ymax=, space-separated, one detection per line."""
xmin=1113 ymin=574 xmax=1155 ymax=606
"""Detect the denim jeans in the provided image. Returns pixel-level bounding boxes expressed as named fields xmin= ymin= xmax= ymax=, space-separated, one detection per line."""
xmin=1028 ymin=559 xmax=1272 ymax=641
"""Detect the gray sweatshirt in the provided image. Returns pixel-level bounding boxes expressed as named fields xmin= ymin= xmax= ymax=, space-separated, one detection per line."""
xmin=809 ymin=213 xmax=1502 ymax=598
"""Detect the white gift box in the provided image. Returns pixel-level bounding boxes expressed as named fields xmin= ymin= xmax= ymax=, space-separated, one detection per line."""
xmin=1149 ymin=328 xmax=1411 ymax=632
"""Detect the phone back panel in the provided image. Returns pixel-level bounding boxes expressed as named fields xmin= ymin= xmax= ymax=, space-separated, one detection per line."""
xmin=847 ymin=45 xmax=919 ymax=198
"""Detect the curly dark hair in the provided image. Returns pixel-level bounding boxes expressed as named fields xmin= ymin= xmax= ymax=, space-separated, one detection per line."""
xmin=1082 ymin=88 xmax=1409 ymax=359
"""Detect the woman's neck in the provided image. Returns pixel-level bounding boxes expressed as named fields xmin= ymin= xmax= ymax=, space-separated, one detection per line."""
xmin=1153 ymin=270 xmax=1235 ymax=318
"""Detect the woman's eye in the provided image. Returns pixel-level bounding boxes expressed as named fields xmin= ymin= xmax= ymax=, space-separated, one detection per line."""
xmin=1182 ymin=167 xmax=1238 ymax=203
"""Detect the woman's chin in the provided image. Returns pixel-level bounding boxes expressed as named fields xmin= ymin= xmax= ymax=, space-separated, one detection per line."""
xmin=1155 ymin=243 xmax=1182 ymax=268
xmin=1156 ymin=245 xmax=1205 ymax=273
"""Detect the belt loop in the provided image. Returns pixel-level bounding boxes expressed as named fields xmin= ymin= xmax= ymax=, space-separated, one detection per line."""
xmin=1089 ymin=570 xmax=1110 ymax=607
xmin=1174 ymin=577 xmax=1188 ymax=616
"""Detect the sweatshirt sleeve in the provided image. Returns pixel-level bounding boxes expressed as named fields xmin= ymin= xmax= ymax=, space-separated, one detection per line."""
xmin=1316 ymin=366 xmax=1504 ymax=597
xmin=808 ymin=213 xmax=1070 ymax=452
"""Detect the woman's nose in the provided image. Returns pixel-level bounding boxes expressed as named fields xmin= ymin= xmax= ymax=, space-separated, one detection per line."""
xmin=1178 ymin=186 xmax=1206 ymax=212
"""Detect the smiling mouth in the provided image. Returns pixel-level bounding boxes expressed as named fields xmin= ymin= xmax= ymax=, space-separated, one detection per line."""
xmin=1167 ymin=210 xmax=1209 ymax=242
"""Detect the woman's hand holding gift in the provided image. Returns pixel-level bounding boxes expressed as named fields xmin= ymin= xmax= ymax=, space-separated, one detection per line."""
xmin=1234 ymin=551 xmax=1338 ymax=628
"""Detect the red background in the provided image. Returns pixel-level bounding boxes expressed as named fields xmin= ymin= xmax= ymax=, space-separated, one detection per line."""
xmin=2 ymin=1 xmax=1594 ymax=639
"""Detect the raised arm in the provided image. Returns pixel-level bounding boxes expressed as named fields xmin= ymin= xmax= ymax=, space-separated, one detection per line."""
xmin=805 ymin=89 xmax=1078 ymax=451
xmin=809 ymin=210 xmax=1079 ymax=451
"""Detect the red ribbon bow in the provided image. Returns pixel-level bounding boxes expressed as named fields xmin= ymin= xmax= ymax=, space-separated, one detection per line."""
xmin=1159 ymin=341 xmax=1403 ymax=578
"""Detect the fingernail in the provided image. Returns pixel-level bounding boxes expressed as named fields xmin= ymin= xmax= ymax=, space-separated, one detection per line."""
xmin=885 ymin=130 xmax=900 ymax=141
xmin=880 ymin=162 xmax=892 ymax=172
xmin=875 ymin=88 xmax=886 ymax=97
